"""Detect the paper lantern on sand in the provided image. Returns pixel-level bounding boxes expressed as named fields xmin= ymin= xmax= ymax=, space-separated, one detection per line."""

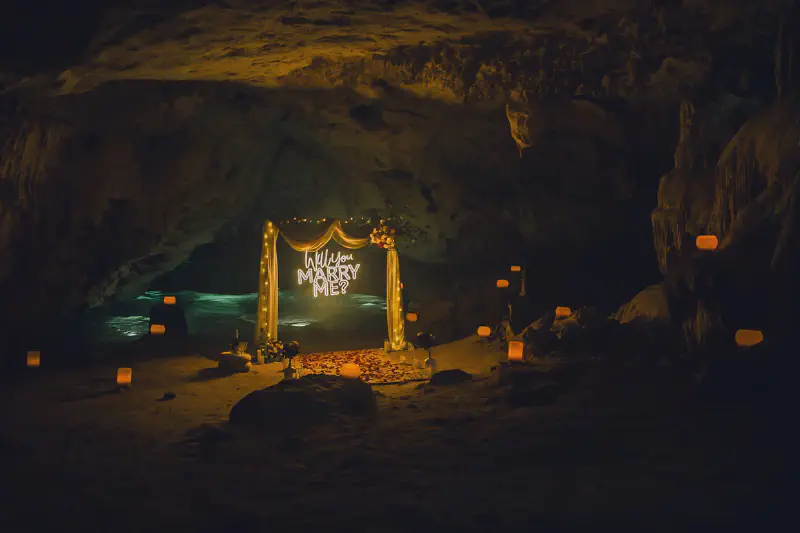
xmin=496 ymin=279 xmax=510 ymax=288
xmin=340 ymin=363 xmax=362 ymax=379
xmin=477 ymin=326 xmax=491 ymax=337
xmin=163 ymin=296 xmax=177 ymax=305
xmin=696 ymin=235 xmax=719 ymax=251
xmin=555 ymin=306 xmax=572 ymax=319
xmin=510 ymin=265 xmax=522 ymax=272
xmin=27 ymin=351 xmax=41 ymax=368
xmin=508 ymin=341 xmax=524 ymax=362
xmin=150 ymin=324 xmax=166 ymax=335
xmin=117 ymin=368 xmax=133 ymax=386
xmin=735 ymin=329 xmax=764 ymax=347
xmin=406 ymin=312 xmax=418 ymax=323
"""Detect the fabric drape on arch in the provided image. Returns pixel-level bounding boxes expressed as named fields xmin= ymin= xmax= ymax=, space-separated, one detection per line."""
xmin=254 ymin=219 xmax=406 ymax=351
xmin=281 ymin=220 xmax=370 ymax=252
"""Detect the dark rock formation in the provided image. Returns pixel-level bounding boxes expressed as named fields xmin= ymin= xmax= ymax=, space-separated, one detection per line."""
xmin=657 ymin=95 xmax=800 ymax=352
xmin=429 ymin=368 xmax=472 ymax=385
xmin=229 ymin=374 xmax=376 ymax=433
xmin=507 ymin=381 xmax=564 ymax=407
xmin=614 ymin=284 xmax=670 ymax=324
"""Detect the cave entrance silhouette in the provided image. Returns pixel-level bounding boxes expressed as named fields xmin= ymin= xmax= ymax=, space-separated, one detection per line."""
xmin=255 ymin=219 xmax=406 ymax=353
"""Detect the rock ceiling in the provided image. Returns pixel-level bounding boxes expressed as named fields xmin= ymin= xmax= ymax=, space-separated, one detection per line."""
xmin=0 ymin=0 xmax=788 ymax=327
xmin=4 ymin=0 xmax=777 ymax=102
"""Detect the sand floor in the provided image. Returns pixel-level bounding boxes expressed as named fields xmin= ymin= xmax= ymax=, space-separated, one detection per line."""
xmin=0 ymin=337 xmax=793 ymax=532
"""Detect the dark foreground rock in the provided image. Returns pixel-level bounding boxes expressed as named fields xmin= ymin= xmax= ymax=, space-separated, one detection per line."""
xmin=489 ymin=363 xmax=551 ymax=387
xmin=229 ymin=374 xmax=376 ymax=433
xmin=429 ymin=369 xmax=473 ymax=386
xmin=507 ymin=382 xmax=565 ymax=407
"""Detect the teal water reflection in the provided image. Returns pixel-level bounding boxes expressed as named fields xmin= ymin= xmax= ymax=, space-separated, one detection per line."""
xmin=84 ymin=290 xmax=387 ymax=344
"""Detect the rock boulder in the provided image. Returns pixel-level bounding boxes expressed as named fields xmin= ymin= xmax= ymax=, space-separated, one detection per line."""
xmin=229 ymin=374 xmax=376 ymax=433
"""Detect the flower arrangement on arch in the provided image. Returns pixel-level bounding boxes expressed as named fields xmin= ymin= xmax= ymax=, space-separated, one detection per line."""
xmin=370 ymin=221 xmax=397 ymax=250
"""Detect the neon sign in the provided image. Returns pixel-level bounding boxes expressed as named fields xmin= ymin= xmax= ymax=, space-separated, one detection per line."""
xmin=297 ymin=249 xmax=360 ymax=297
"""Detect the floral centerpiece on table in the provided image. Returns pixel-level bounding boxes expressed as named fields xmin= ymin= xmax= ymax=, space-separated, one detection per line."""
xmin=370 ymin=221 xmax=397 ymax=250
xmin=284 ymin=340 xmax=300 ymax=360
xmin=282 ymin=340 xmax=301 ymax=380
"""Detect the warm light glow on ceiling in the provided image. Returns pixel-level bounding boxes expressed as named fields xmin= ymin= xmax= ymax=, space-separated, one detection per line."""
xmin=496 ymin=279 xmax=509 ymax=288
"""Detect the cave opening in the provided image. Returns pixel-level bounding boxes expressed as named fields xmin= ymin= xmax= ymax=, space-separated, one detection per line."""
xmin=3 ymin=1 xmax=800 ymax=530
xmin=0 ymin=79 xmax=672 ymax=363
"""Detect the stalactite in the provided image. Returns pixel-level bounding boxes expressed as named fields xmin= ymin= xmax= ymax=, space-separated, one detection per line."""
xmin=770 ymin=173 xmax=800 ymax=271
xmin=0 ymin=119 xmax=64 ymax=210
xmin=712 ymin=143 xmax=763 ymax=237
xmin=673 ymin=100 xmax=694 ymax=171
xmin=505 ymin=103 xmax=531 ymax=157
xmin=684 ymin=302 xmax=723 ymax=354
xmin=651 ymin=207 xmax=684 ymax=274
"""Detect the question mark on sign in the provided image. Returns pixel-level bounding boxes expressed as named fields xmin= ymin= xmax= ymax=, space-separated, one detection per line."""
xmin=340 ymin=280 xmax=349 ymax=294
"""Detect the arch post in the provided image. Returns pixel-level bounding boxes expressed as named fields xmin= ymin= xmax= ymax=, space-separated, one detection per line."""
xmin=386 ymin=249 xmax=406 ymax=350
xmin=255 ymin=220 xmax=279 ymax=348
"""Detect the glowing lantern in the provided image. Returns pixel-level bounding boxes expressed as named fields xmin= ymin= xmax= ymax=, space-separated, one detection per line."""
xmin=477 ymin=326 xmax=491 ymax=337
xmin=696 ymin=235 xmax=719 ymax=251
xmin=510 ymin=265 xmax=521 ymax=272
xmin=508 ymin=341 xmax=524 ymax=362
xmin=340 ymin=363 xmax=362 ymax=379
xmin=117 ymin=368 xmax=133 ymax=386
xmin=735 ymin=329 xmax=764 ymax=347
xmin=26 ymin=351 xmax=41 ymax=368
xmin=150 ymin=324 xmax=166 ymax=335
xmin=555 ymin=306 xmax=572 ymax=319
xmin=163 ymin=296 xmax=177 ymax=305
xmin=406 ymin=312 xmax=418 ymax=322
xmin=496 ymin=279 xmax=510 ymax=288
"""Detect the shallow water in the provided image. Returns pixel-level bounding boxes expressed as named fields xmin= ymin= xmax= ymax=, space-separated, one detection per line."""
xmin=81 ymin=290 xmax=387 ymax=350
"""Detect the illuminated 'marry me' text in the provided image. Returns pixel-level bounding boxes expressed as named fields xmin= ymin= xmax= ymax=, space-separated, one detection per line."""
xmin=297 ymin=249 xmax=360 ymax=297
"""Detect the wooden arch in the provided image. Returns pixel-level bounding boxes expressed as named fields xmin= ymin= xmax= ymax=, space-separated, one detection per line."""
xmin=254 ymin=220 xmax=406 ymax=352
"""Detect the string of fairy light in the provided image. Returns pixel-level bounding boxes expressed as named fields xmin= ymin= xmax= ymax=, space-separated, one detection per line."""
xmin=277 ymin=216 xmax=406 ymax=226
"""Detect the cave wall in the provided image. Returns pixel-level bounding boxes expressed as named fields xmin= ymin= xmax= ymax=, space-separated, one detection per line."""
xmin=649 ymin=0 xmax=800 ymax=351
xmin=0 ymin=0 xmax=792 ymax=358
xmin=1 ymin=78 xmax=668 ymax=355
